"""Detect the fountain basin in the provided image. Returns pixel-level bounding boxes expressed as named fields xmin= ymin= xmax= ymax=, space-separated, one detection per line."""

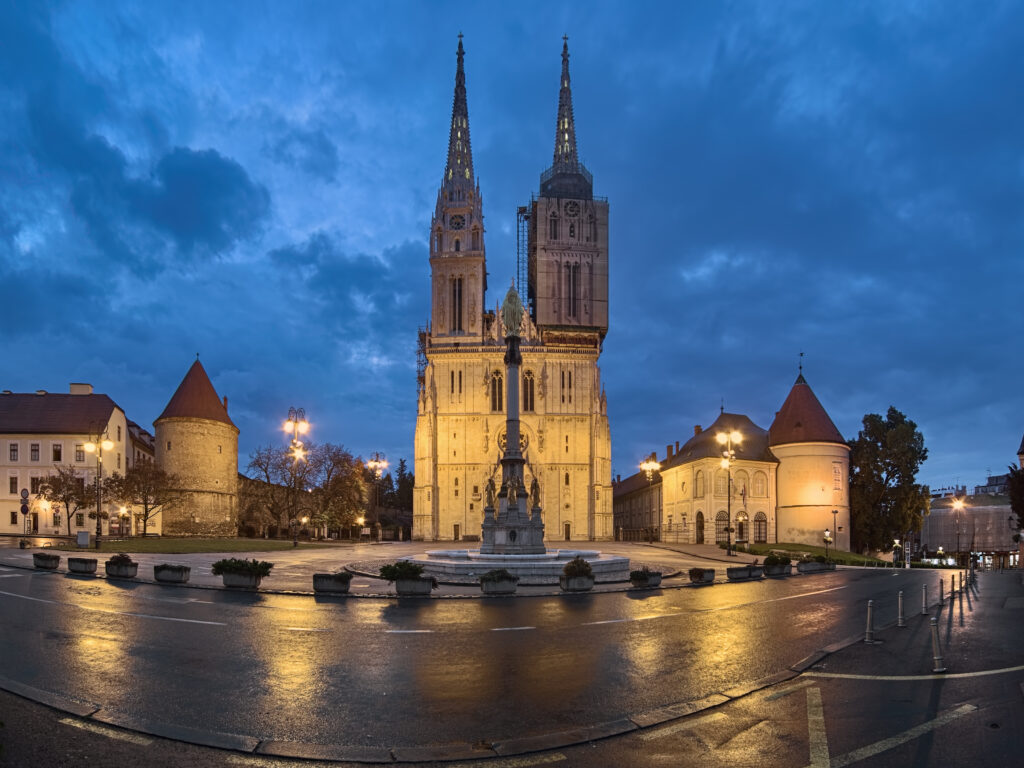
xmin=413 ymin=548 xmax=630 ymax=585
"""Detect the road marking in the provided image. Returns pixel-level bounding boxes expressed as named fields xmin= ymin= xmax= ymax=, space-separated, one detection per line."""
xmin=59 ymin=717 xmax=153 ymax=746
xmin=583 ymin=618 xmax=627 ymax=625
xmin=805 ymin=663 xmax=1024 ymax=681
xmin=284 ymin=627 xmax=331 ymax=632
xmin=806 ymin=687 xmax=830 ymax=767
xmin=640 ymin=712 xmax=727 ymax=741
xmin=765 ymin=678 xmax=816 ymax=701
xmin=225 ymin=754 xmax=566 ymax=768
xmin=703 ymin=585 xmax=848 ymax=613
xmin=829 ymin=703 xmax=976 ymax=767
xmin=0 ymin=589 xmax=225 ymax=626
xmin=492 ymin=626 xmax=535 ymax=631
xmin=386 ymin=629 xmax=433 ymax=634
xmin=458 ymin=753 xmax=567 ymax=767
xmin=0 ymin=573 xmax=25 ymax=578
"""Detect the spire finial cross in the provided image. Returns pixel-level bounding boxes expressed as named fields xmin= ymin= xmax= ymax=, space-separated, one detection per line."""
xmin=799 ymin=351 xmax=804 ymax=374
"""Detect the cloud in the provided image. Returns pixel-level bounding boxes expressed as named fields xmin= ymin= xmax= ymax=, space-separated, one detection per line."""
xmin=268 ymin=126 xmax=340 ymax=182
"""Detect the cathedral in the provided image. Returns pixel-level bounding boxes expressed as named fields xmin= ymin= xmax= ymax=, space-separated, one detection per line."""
xmin=413 ymin=38 xmax=613 ymax=542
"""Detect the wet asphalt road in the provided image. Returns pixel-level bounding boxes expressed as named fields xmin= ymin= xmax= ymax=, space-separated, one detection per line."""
xmin=0 ymin=564 xmax=951 ymax=750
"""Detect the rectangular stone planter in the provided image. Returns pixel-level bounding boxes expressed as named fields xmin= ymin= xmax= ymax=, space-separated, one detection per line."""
xmin=313 ymin=573 xmax=352 ymax=594
xmin=689 ymin=569 xmax=715 ymax=585
xmin=559 ymin=575 xmax=595 ymax=592
xmin=105 ymin=562 xmax=138 ymax=579
xmin=67 ymin=557 xmax=97 ymax=575
xmin=630 ymin=573 xmax=663 ymax=588
xmin=764 ymin=564 xmax=791 ymax=577
xmin=395 ymin=577 xmax=433 ymax=596
xmin=32 ymin=553 xmax=60 ymax=570
xmin=480 ymin=579 xmax=518 ymax=595
xmin=797 ymin=561 xmax=827 ymax=574
xmin=726 ymin=566 xmax=752 ymax=581
xmin=154 ymin=565 xmax=191 ymax=584
xmin=748 ymin=566 xmax=764 ymax=579
xmin=222 ymin=572 xmax=262 ymax=589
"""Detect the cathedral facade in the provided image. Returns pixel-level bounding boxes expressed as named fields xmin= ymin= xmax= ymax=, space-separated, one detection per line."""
xmin=413 ymin=38 xmax=613 ymax=542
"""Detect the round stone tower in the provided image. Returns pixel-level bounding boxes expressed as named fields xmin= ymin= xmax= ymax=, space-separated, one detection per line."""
xmin=155 ymin=360 xmax=238 ymax=536
xmin=769 ymin=374 xmax=850 ymax=551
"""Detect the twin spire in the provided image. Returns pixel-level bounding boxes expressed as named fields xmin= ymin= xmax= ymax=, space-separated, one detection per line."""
xmin=443 ymin=35 xmax=581 ymax=184
xmin=443 ymin=35 xmax=474 ymax=188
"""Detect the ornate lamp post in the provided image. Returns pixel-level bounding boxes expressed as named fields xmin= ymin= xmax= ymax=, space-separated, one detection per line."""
xmin=831 ymin=508 xmax=839 ymax=551
xmin=716 ymin=430 xmax=742 ymax=556
xmin=84 ymin=428 xmax=114 ymax=550
xmin=893 ymin=538 xmax=901 ymax=569
xmin=639 ymin=457 xmax=661 ymax=543
xmin=367 ymin=453 xmax=388 ymax=538
xmin=824 ymin=528 xmax=832 ymax=560
xmin=282 ymin=407 xmax=310 ymax=546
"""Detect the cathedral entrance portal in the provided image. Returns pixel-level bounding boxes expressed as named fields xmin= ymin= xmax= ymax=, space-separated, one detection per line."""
xmin=453 ymin=524 xmax=461 ymax=541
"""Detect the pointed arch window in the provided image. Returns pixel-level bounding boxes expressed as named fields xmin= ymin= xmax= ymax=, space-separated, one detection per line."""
xmin=490 ymin=372 xmax=503 ymax=412
xmin=549 ymin=212 xmax=559 ymax=240
xmin=450 ymin=277 xmax=463 ymax=332
xmin=454 ymin=238 xmax=460 ymax=252
xmin=589 ymin=214 xmax=597 ymax=241
xmin=472 ymin=229 xmax=480 ymax=250
xmin=522 ymin=370 xmax=535 ymax=412
xmin=434 ymin=230 xmax=442 ymax=252
xmin=695 ymin=470 xmax=705 ymax=498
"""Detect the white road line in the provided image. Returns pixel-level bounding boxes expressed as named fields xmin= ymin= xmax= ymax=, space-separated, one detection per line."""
xmin=765 ymin=678 xmax=815 ymax=701
xmin=806 ymin=687 xmax=831 ymax=767
xmin=806 ymin=663 xmax=1024 ymax=681
xmin=225 ymin=754 xmax=566 ymax=768
xmin=491 ymin=626 xmax=536 ymax=631
xmin=0 ymin=573 xmax=25 ymax=578
xmin=640 ymin=711 xmax=727 ymax=741
xmin=583 ymin=619 xmax=627 ymax=625
xmin=830 ymin=703 xmax=976 ymax=768
xmin=386 ymin=629 xmax=433 ymax=634
xmin=284 ymin=627 xmax=331 ymax=632
xmin=59 ymin=717 xmax=153 ymax=746
xmin=0 ymin=589 xmax=225 ymax=626
xmin=703 ymin=585 xmax=848 ymax=613
xmin=458 ymin=753 xmax=567 ymax=767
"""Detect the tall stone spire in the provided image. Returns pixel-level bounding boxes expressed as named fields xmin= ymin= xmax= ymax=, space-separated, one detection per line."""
xmin=444 ymin=34 xmax=474 ymax=187
xmin=552 ymin=35 xmax=578 ymax=171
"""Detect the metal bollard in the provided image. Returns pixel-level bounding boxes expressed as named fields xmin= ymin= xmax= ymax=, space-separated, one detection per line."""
xmin=898 ymin=590 xmax=906 ymax=627
xmin=951 ymin=575 xmax=955 ymax=599
xmin=930 ymin=617 xmax=947 ymax=673
xmin=921 ymin=583 xmax=928 ymax=615
xmin=864 ymin=599 xmax=875 ymax=643
xmin=939 ymin=578 xmax=944 ymax=602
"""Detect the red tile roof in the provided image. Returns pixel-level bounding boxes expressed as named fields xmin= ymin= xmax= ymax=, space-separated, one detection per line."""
xmin=0 ymin=392 xmax=120 ymax=434
xmin=768 ymin=374 xmax=844 ymax=446
xmin=156 ymin=360 xmax=236 ymax=428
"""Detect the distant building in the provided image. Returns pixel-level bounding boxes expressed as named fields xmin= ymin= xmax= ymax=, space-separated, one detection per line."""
xmin=614 ymin=374 xmax=851 ymax=551
xmin=155 ymin=360 xmax=239 ymax=536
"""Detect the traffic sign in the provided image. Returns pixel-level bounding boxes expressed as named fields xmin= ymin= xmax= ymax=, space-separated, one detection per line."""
xmin=20 ymin=504 xmax=29 ymax=515
xmin=20 ymin=489 xmax=28 ymax=500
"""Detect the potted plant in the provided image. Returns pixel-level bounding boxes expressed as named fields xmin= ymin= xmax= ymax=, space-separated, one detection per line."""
xmin=479 ymin=568 xmax=519 ymax=595
xmin=67 ymin=557 xmax=98 ymax=575
xmin=689 ymin=567 xmax=714 ymax=585
xmin=313 ymin=570 xmax=354 ymax=594
xmin=212 ymin=558 xmax=273 ymax=588
xmin=559 ymin=556 xmax=595 ymax=592
xmin=32 ymin=552 xmax=60 ymax=570
xmin=726 ymin=564 xmax=752 ymax=581
xmin=797 ymin=556 xmax=827 ymax=574
xmin=629 ymin=566 xmax=663 ymax=588
xmin=379 ymin=561 xmax=437 ymax=596
xmin=763 ymin=553 xmax=791 ymax=577
xmin=105 ymin=553 xmax=138 ymax=579
xmin=154 ymin=563 xmax=191 ymax=584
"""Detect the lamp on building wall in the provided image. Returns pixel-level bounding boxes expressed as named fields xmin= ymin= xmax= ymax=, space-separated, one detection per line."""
xmin=84 ymin=428 xmax=114 ymax=550
xmin=716 ymin=430 xmax=742 ymax=557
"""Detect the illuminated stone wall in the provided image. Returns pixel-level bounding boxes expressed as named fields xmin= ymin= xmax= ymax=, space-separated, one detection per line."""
xmin=772 ymin=441 xmax=850 ymax=551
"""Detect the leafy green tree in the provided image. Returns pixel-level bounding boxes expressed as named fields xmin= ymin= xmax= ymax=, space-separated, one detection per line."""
xmin=848 ymin=407 xmax=930 ymax=554
xmin=1008 ymin=464 xmax=1024 ymax=543
xmin=39 ymin=466 xmax=94 ymax=535
xmin=105 ymin=461 xmax=184 ymax=537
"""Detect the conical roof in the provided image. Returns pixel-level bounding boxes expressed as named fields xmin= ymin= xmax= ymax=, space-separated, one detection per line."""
xmin=768 ymin=374 xmax=843 ymax=446
xmin=156 ymin=360 xmax=236 ymax=428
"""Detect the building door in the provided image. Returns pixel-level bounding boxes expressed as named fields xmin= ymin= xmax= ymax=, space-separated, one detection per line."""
xmin=564 ymin=522 xmax=571 ymax=540
xmin=695 ymin=511 xmax=704 ymax=544
xmin=31 ymin=513 xmax=38 ymax=533
xmin=453 ymin=524 xmax=461 ymax=541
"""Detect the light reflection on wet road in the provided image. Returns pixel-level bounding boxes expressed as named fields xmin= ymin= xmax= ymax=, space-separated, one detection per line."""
xmin=0 ymin=568 xmax=944 ymax=747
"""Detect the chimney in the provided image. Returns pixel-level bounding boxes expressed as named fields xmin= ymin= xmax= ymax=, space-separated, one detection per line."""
xmin=675 ymin=440 xmax=680 ymax=453
xmin=616 ymin=474 xmax=621 ymax=483
xmin=223 ymin=395 xmax=228 ymax=412
xmin=694 ymin=425 xmax=702 ymax=436
xmin=69 ymin=383 xmax=93 ymax=395
xmin=666 ymin=444 xmax=673 ymax=460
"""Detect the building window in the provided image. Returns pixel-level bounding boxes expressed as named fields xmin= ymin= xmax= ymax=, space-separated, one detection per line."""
xmin=561 ymin=370 xmax=565 ymax=403
xmin=166 ymin=441 xmax=171 ymax=451
xmin=695 ymin=471 xmax=705 ymax=498
xmin=117 ymin=426 xmax=121 ymax=441
xmin=715 ymin=510 xmax=729 ymax=544
xmin=454 ymin=238 xmax=460 ymax=252
xmin=565 ymin=435 xmax=569 ymax=454
xmin=30 ymin=444 xmax=39 ymax=462
xmin=564 ymin=472 xmax=570 ymax=486
xmin=75 ymin=444 xmax=85 ymax=462
xmin=117 ymin=453 xmax=121 ymax=469
xmin=567 ymin=370 xmax=572 ymax=403
xmin=568 ymin=222 xmax=575 ymax=238
xmin=458 ymin=370 xmax=462 ymax=394
xmin=52 ymin=444 xmax=62 ymax=462
xmin=833 ymin=463 xmax=842 ymax=491
xmin=218 ymin=445 xmax=222 ymax=454
xmin=522 ymin=371 xmax=535 ymax=412
xmin=564 ymin=263 xmax=580 ymax=318
xmin=754 ymin=471 xmax=767 ymax=497
xmin=754 ymin=512 xmax=768 ymax=544
xmin=451 ymin=276 xmax=464 ymax=332
xmin=549 ymin=212 xmax=559 ymax=240
xmin=76 ymin=513 xmax=84 ymax=527
xmin=9 ymin=511 xmax=16 ymax=525
xmin=52 ymin=512 xmax=61 ymax=527
xmin=472 ymin=229 xmax=480 ymax=250
xmin=451 ymin=370 xmax=455 ymax=394
xmin=714 ymin=470 xmax=728 ymax=496
xmin=490 ymin=373 xmax=503 ymax=412
xmin=8 ymin=444 xmax=17 ymax=462
xmin=8 ymin=477 xmax=16 ymax=494
xmin=30 ymin=477 xmax=42 ymax=494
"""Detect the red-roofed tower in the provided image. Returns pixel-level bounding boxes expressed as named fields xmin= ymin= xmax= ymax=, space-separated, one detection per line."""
xmin=155 ymin=359 xmax=238 ymax=535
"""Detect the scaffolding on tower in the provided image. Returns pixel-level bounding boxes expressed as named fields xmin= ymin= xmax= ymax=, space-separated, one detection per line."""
xmin=416 ymin=328 xmax=428 ymax=392
xmin=516 ymin=205 xmax=531 ymax=314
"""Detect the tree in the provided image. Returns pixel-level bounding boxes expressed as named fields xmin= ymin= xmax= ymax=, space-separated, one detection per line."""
xmin=395 ymin=458 xmax=414 ymax=512
xmin=848 ymin=406 xmax=930 ymax=554
xmin=308 ymin=444 xmax=366 ymax=533
xmin=106 ymin=461 xmax=184 ymax=537
xmin=39 ymin=466 xmax=94 ymax=535
xmin=1008 ymin=464 xmax=1024 ymax=543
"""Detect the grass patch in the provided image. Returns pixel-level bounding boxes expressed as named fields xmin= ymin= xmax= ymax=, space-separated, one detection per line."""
xmin=51 ymin=538 xmax=351 ymax=554
xmin=735 ymin=542 xmax=887 ymax=566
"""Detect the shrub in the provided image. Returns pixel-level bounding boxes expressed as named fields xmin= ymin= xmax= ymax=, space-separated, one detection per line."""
xmin=323 ymin=570 xmax=353 ymax=581
xmin=763 ymin=553 xmax=791 ymax=567
xmin=211 ymin=558 xmax=273 ymax=577
xmin=562 ymin=556 xmax=593 ymax=579
xmin=105 ymin=553 xmax=135 ymax=567
xmin=379 ymin=560 xmax=425 ymax=582
xmin=479 ymin=568 xmax=519 ymax=583
xmin=813 ymin=554 xmax=829 ymax=564
xmin=630 ymin=566 xmax=659 ymax=580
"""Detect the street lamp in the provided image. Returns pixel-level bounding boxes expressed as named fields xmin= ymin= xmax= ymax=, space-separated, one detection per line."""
xmin=716 ymin=429 xmax=742 ymax=557
xmin=282 ymin=407 xmax=310 ymax=545
xmin=292 ymin=514 xmax=309 ymax=547
xmin=937 ymin=545 xmax=944 ymax=565
xmin=84 ymin=429 xmax=114 ymax=550
xmin=366 ymin=452 xmax=388 ymax=538
xmin=639 ymin=457 xmax=661 ymax=543
xmin=893 ymin=538 xmax=900 ymax=569
xmin=831 ymin=508 xmax=839 ymax=551
xmin=824 ymin=528 xmax=832 ymax=560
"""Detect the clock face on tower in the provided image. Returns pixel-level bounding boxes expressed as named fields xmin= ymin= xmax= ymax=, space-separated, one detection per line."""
xmin=564 ymin=201 xmax=579 ymax=218
xmin=450 ymin=214 xmax=466 ymax=230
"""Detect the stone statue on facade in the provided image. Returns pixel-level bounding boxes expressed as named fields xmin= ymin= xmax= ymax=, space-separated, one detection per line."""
xmin=501 ymin=282 xmax=524 ymax=339
xmin=485 ymin=478 xmax=496 ymax=508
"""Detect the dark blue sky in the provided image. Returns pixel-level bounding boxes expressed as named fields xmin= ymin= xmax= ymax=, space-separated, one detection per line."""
xmin=2 ymin=1 xmax=1022 ymax=491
